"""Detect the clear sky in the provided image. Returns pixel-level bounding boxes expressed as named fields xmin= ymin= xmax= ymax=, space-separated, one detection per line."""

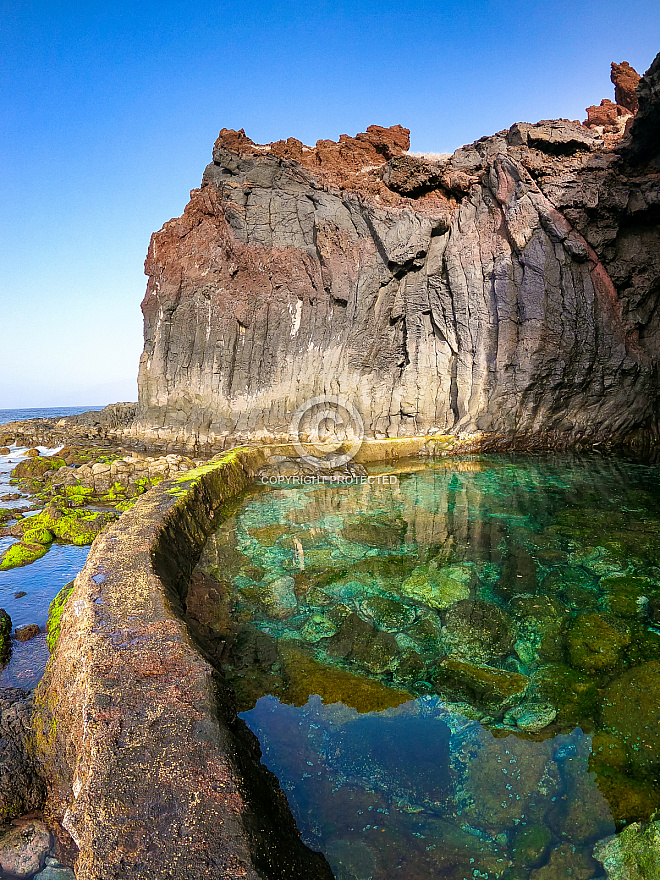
xmin=1 ymin=0 xmax=658 ymax=408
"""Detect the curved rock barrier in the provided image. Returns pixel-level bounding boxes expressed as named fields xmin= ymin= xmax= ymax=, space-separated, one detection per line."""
xmin=32 ymin=446 xmax=337 ymax=880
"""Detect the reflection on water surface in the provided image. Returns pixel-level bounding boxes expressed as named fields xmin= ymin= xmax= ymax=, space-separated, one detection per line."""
xmin=192 ymin=455 xmax=660 ymax=879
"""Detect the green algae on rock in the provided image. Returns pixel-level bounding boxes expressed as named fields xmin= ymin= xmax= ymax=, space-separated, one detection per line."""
xmin=0 ymin=541 xmax=49 ymax=570
xmin=567 ymin=612 xmax=632 ymax=672
xmin=400 ymin=563 xmax=472 ymax=609
xmin=600 ymin=660 xmax=660 ymax=771
xmin=432 ymin=657 xmax=529 ymax=710
xmin=46 ymin=582 xmax=75 ymax=653
xmin=594 ymin=821 xmax=660 ymax=880
xmin=18 ymin=506 xmax=116 ymax=548
xmin=21 ymin=527 xmax=54 ymax=546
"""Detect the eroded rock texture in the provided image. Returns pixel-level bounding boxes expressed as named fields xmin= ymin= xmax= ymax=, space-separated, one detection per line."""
xmin=0 ymin=688 xmax=45 ymax=821
xmin=134 ymin=54 xmax=660 ymax=453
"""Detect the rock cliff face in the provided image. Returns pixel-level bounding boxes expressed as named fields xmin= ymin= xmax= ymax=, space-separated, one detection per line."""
xmin=134 ymin=54 xmax=660 ymax=453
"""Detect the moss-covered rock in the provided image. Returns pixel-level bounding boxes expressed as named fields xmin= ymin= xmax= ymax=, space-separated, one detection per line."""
xmin=12 ymin=456 xmax=65 ymax=480
xmin=0 ymin=542 xmax=48 ymax=570
xmin=432 ymin=658 xmax=529 ymax=710
xmin=400 ymin=563 xmax=472 ymax=610
xmin=22 ymin=507 xmax=115 ymax=547
xmin=593 ymin=821 xmax=660 ymax=879
xmin=511 ymin=824 xmax=551 ymax=868
xmin=600 ymin=661 xmax=660 ymax=772
xmin=566 ymin=612 xmax=631 ymax=672
xmin=21 ymin=527 xmax=53 ymax=546
xmin=528 ymin=664 xmax=599 ymax=730
xmin=46 ymin=582 xmax=75 ymax=653
xmin=0 ymin=609 xmax=11 ymax=664
xmin=442 ymin=599 xmax=514 ymax=663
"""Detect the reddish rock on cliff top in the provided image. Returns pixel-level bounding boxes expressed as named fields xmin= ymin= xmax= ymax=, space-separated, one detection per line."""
xmin=584 ymin=60 xmax=640 ymax=134
xmin=213 ymin=123 xmax=411 ymax=191
xmin=612 ymin=60 xmax=641 ymax=112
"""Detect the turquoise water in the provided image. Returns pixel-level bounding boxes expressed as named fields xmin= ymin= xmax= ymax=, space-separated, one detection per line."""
xmin=192 ymin=454 xmax=660 ymax=879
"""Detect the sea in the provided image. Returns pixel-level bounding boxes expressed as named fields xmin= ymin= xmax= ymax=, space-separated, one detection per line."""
xmin=0 ymin=406 xmax=104 ymax=426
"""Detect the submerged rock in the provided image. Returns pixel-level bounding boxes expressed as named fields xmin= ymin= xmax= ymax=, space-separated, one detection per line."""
xmin=504 ymin=701 xmax=557 ymax=733
xmin=324 ymin=612 xmax=399 ymax=673
xmin=600 ymin=660 xmax=660 ymax=771
xmin=510 ymin=595 xmax=569 ymax=667
xmin=280 ymin=643 xmax=412 ymax=712
xmin=400 ymin=563 xmax=472 ymax=610
xmin=359 ymin=595 xmax=417 ymax=631
xmin=511 ymin=824 xmax=552 ymax=868
xmin=442 ymin=599 xmax=514 ymax=663
xmin=566 ymin=613 xmax=631 ymax=672
xmin=528 ymin=663 xmax=599 ymax=730
xmin=589 ymin=759 xmax=660 ymax=825
xmin=462 ymin=729 xmax=558 ymax=830
xmin=432 ymin=658 xmax=529 ymax=710
xmin=529 ymin=843 xmax=598 ymax=879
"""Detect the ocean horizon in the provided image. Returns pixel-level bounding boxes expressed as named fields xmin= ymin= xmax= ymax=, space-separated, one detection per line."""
xmin=0 ymin=406 xmax=104 ymax=426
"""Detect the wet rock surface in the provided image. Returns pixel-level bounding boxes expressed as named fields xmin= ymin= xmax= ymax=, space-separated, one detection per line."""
xmin=0 ymin=819 xmax=52 ymax=877
xmin=0 ymin=689 xmax=45 ymax=822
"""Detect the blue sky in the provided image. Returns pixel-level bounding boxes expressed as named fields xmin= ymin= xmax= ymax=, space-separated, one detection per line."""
xmin=1 ymin=0 xmax=658 ymax=407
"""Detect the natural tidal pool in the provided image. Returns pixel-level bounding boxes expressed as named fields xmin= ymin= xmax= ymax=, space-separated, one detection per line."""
xmin=191 ymin=454 xmax=660 ymax=879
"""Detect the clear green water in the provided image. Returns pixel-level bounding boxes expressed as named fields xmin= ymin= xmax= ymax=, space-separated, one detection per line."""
xmin=192 ymin=455 xmax=660 ymax=879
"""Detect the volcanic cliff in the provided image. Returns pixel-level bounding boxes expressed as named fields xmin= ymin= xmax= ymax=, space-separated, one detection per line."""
xmin=128 ymin=54 xmax=660 ymax=452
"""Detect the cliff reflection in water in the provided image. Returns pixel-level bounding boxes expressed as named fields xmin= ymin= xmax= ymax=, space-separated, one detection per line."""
xmin=189 ymin=454 xmax=660 ymax=879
